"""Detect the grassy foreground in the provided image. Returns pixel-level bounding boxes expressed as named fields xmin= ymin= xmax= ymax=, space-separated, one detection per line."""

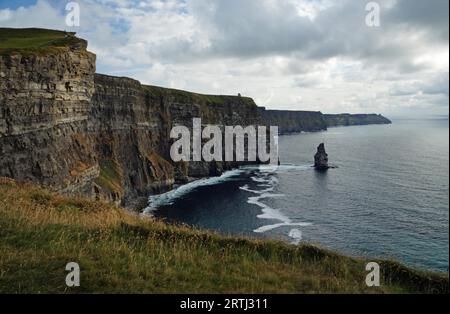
xmin=0 ymin=178 xmax=447 ymax=294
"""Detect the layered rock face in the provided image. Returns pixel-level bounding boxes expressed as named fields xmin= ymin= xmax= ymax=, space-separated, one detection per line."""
xmin=0 ymin=45 xmax=99 ymax=195
xmin=259 ymin=110 xmax=392 ymax=133
xmin=0 ymin=36 xmax=263 ymax=206
xmin=0 ymin=29 xmax=391 ymax=207
xmin=0 ymin=24 xmax=268 ymax=206
xmin=89 ymin=74 xmax=174 ymax=204
xmin=259 ymin=108 xmax=328 ymax=134
xmin=324 ymin=113 xmax=392 ymax=127
xmin=91 ymin=75 xmax=261 ymax=205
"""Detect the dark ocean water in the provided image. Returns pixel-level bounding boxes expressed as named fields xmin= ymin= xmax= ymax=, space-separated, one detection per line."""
xmin=145 ymin=118 xmax=449 ymax=272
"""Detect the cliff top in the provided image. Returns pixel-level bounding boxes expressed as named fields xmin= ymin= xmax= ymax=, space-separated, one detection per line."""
xmin=145 ymin=84 xmax=257 ymax=107
xmin=0 ymin=27 xmax=87 ymax=55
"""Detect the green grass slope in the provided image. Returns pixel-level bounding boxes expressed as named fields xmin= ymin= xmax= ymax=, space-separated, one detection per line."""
xmin=0 ymin=27 xmax=86 ymax=55
xmin=0 ymin=178 xmax=447 ymax=294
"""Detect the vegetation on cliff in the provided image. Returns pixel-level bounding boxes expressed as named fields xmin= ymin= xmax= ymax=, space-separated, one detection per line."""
xmin=0 ymin=178 xmax=447 ymax=294
xmin=259 ymin=109 xmax=328 ymax=134
xmin=0 ymin=28 xmax=87 ymax=55
xmin=324 ymin=114 xmax=392 ymax=127
xmin=144 ymin=84 xmax=256 ymax=108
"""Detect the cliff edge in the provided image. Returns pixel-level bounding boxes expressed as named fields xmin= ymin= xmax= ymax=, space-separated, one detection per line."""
xmin=0 ymin=28 xmax=260 ymax=206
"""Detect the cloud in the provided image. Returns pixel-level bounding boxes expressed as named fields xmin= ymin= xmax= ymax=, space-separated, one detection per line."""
xmin=0 ymin=0 xmax=64 ymax=29
xmin=0 ymin=0 xmax=448 ymax=116
xmin=387 ymin=0 xmax=449 ymax=41
xmin=390 ymin=72 xmax=449 ymax=97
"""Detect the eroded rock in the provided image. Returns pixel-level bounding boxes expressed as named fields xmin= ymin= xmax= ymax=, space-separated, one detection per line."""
xmin=314 ymin=143 xmax=329 ymax=170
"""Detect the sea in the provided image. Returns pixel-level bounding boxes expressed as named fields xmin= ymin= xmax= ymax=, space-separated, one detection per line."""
xmin=145 ymin=117 xmax=449 ymax=272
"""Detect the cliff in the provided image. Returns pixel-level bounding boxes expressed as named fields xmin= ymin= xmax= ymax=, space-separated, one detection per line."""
xmin=0 ymin=28 xmax=261 ymax=206
xmin=0 ymin=29 xmax=98 ymax=198
xmin=324 ymin=113 xmax=392 ymax=127
xmin=259 ymin=110 xmax=392 ymax=133
xmin=0 ymin=28 xmax=391 ymax=207
xmin=91 ymin=74 xmax=260 ymax=205
xmin=259 ymin=108 xmax=327 ymax=134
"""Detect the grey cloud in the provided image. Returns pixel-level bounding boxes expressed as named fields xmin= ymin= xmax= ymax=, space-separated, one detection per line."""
xmin=293 ymin=75 xmax=321 ymax=87
xmin=422 ymin=72 xmax=449 ymax=96
xmin=386 ymin=0 xmax=449 ymax=42
xmin=189 ymin=0 xmax=320 ymax=58
xmin=390 ymin=73 xmax=449 ymax=97
xmin=180 ymin=0 xmax=448 ymax=65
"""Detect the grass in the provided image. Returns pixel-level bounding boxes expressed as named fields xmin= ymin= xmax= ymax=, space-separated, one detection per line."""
xmin=143 ymin=84 xmax=256 ymax=108
xmin=0 ymin=28 xmax=85 ymax=55
xmin=94 ymin=159 xmax=124 ymax=196
xmin=0 ymin=177 xmax=448 ymax=294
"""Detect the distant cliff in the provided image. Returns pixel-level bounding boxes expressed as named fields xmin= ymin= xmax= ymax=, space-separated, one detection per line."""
xmin=258 ymin=110 xmax=391 ymax=134
xmin=259 ymin=108 xmax=327 ymax=134
xmin=0 ymin=28 xmax=391 ymax=207
xmin=324 ymin=113 xmax=392 ymax=127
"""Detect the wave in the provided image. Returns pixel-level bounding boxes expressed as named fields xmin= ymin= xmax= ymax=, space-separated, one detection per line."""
xmin=240 ymin=183 xmax=275 ymax=194
xmin=144 ymin=163 xmax=313 ymax=244
xmin=238 ymin=164 xmax=313 ymax=243
xmin=241 ymin=164 xmax=312 ymax=173
xmin=144 ymin=169 xmax=243 ymax=214
xmin=254 ymin=222 xmax=312 ymax=233
xmin=247 ymin=193 xmax=289 ymax=222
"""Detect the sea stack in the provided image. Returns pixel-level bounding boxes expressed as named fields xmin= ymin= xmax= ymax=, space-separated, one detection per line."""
xmin=314 ymin=143 xmax=329 ymax=170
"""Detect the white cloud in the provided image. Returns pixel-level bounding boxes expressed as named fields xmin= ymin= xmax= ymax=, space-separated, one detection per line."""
xmin=0 ymin=0 xmax=448 ymax=116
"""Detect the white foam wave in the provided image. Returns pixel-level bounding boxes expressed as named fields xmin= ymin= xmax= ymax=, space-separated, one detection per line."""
xmin=254 ymin=222 xmax=312 ymax=233
xmin=247 ymin=193 xmax=288 ymax=222
xmin=239 ymin=184 xmax=275 ymax=194
xmin=241 ymin=163 xmax=312 ymax=174
xmin=144 ymin=169 xmax=243 ymax=214
xmin=238 ymin=165 xmax=313 ymax=242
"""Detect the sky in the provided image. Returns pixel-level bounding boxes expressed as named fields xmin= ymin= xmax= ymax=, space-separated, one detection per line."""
xmin=0 ymin=0 xmax=448 ymax=116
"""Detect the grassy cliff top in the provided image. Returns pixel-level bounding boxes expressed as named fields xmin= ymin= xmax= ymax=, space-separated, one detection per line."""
xmin=144 ymin=84 xmax=257 ymax=107
xmin=0 ymin=28 xmax=87 ymax=55
xmin=0 ymin=177 xmax=447 ymax=294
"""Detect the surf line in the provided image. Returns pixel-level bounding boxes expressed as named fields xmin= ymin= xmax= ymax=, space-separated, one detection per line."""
xmin=240 ymin=166 xmax=312 ymax=244
xmin=143 ymin=169 xmax=244 ymax=215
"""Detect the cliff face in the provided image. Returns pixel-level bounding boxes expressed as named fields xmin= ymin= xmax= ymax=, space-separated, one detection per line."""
xmin=0 ymin=28 xmax=392 ymax=207
xmin=89 ymin=74 xmax=173 ymax=204
xmin=0 ymin=45 xmax=261 ymax=206
xmin=0 ymin=45 xmax=99 ymax=196
xmin=91 ymin=74 xmax=260 ymax=205
xmin=259 ymin=110 xmax=392 ymax=133
xmin=259 ymin=108 xmax=328 ymax=134
xmin=324 ymin=113 xmax=392 ymax=127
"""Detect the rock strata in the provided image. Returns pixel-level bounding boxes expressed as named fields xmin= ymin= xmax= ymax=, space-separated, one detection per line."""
xmin=0 ymin=28 xmax=390 ymax=207
xmin=0 ymin=33 xmax=261 ymax=206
